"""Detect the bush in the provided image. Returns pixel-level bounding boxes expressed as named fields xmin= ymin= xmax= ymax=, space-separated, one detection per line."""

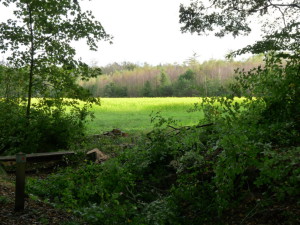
xmin=27 ymin=107 xmax=300 ymax=224
xmin=26 ymin=54 xmax=300 ymax=224
xmin=27 ymin=114 xmax=221 ymax=224
xmin=0 ymin=100 xmax=88 ymax=155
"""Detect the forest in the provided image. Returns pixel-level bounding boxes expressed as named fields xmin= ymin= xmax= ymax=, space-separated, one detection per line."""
xmin=79 ymin=56 xmax=263 ymax=97
xmin=0 ymin=0 xmax=299 ymax=225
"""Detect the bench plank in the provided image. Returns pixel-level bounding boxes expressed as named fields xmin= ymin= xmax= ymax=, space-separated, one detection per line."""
xmin=0 ymin=151 xmax=74 ymax=162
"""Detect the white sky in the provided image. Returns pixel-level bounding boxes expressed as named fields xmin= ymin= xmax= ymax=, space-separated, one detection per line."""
xmin=0 ymin=0 xmax=262 ymax=66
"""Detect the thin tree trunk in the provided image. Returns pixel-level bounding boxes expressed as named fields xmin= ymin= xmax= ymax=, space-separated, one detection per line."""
xmin=26 ymin=4 xmax=34 ymax=119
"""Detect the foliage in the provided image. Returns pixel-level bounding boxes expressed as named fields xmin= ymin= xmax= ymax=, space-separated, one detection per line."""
xmin=159 ymin=70 xmax=171 ymax=87
xmin=154 ymin=70 xmax=173 ymax=97
xmin=27 ymin=93 xmax=300 ymax=223
xmin=197 ymin=59 xmax=300 ymax=214
xmin=0 ymin=0 xmax=111 ymax=115
xmin=173 ymin=69 xmax=199 ymax=96
xmin=24 ymin=1 xmax=300 ymax=224
xmin=101 ymin=62 xmax=139 ymax=75
xmin=233 ymin=54 xmax=300 ymax=140
xmin=79 ymin=58 xmax=260 ymax=97
xmin=0 ymin=0 xmax=110 ymax=154
xmin=0 ymin=99 xmax=90 ymax=155
xmin=177 ymin=0 xmax=300 ymax=220
xmin=179 ymin=0 xmax=299 ymax=38
xmin=104 ymin=82 xmax=128 ymax=97
xmin=141 ymin=80 xmax=154 ymax=97
xmin=0 ymin=64 xmax=26 ymax=98
xmin=0 ymin=195 xmax=9 ymax=204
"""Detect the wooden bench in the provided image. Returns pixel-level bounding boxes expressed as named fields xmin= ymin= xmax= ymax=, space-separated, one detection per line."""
xmin=0 ymin=151 xmax=75 ymax=211
xmin=0 ymin=151 xmax=75 ymax=163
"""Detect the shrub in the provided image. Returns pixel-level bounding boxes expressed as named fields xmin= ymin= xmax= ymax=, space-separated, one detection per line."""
xmin=26 ymin=54 xmax=300 ymax=223
xmin=0 ymin=99 xmax=88 ymax=155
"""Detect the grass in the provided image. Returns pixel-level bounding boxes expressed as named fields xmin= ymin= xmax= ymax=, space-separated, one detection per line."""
xmin=86 ymin=97 xmax=204 ymax=134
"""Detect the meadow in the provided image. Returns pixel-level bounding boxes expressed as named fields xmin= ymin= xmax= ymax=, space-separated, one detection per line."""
xmin=86 ymin=97 xmax=205 ymax=134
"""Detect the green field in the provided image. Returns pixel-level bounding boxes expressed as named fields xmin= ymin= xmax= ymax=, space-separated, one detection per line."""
xmin=86 ymin=97 xmax=204 ymax=134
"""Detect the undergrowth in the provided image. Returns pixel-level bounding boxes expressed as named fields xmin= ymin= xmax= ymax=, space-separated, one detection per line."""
xmin=27 ymin=54 xmax=300 ymax=224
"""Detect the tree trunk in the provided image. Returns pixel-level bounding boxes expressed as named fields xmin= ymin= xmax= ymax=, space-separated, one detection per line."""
xmin=26 ymin=4 xmax=34 ymax=119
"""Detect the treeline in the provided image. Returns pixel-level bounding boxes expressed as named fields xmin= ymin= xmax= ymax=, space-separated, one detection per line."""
xmin=79 ymin=56 xmax=263 ymax=97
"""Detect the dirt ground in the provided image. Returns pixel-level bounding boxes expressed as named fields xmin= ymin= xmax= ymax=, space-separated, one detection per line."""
xmin=0 ymin=172 xmax=83 ymax=225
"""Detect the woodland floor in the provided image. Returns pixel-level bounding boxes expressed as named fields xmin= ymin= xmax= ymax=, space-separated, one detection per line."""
xmin=0 ymin=171 xmax=84 ymax=225
xmin=1 ymin=159 xmax=299 ymax=225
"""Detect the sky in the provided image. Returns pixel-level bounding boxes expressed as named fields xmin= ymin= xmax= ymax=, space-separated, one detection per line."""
xmin=0 ymin=0 xmax=262 ymax=66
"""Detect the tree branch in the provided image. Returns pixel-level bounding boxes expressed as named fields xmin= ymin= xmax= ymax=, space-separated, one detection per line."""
xmin=272 ymin=3 xmax=300 ymax=9
xmin=167 ymin=123 xmax=215 ymax=132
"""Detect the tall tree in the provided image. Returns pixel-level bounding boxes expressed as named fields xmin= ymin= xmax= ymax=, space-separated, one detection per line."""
xmin=0 ymin=0 xmax=112 ymax=118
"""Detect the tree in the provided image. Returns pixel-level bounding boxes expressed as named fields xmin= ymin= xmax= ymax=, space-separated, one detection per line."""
xmin=159 ymin=70 xmax=171 ymax=87
xmin=0 ymin=0 xmax=112 ymax=118
xmin=179 ymin=69 xmax=196 ymax=81
xmin=0 ymin=0 xmax=112 ymax=154
xmin=174 ymin=69 xmax=199 ymax=96
xmin=142 ymin=80 xmax=154 ymax=97
xmin=184 ymin=52 xmax=200 ymax=67
xmin=179 ymin=1 xmax=300 ymax=126
xmin=104 ymin=82 xmax=128 ymax=97
xmin=158 ymin=70 xmax=173 ymax=96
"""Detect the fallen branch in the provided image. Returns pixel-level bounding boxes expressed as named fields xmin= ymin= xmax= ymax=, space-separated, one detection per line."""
xmin=146 ymin=123 xmax=215 ymax=139
xmin=167 ymin=123 xmax=215 ymax=132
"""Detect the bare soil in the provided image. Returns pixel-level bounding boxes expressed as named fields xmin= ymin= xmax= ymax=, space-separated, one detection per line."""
xmin=0 ymin=173 xmax=83 ymax=225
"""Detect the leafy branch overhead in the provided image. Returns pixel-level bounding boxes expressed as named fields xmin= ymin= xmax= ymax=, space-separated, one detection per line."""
xmin=0 ymin=0 xmax=112 ymax=66
xmin=179 ymin=0 xmax=299 ymax=57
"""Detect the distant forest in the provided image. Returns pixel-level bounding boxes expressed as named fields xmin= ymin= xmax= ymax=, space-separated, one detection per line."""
xmin=80 ymin=55 xmax=264 ymax=97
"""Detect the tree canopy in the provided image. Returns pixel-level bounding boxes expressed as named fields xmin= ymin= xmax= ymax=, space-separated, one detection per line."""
xmin=0 ymin=0 xmax=112 ymax=117
xmin=0 ymin=0 xmax=112 ymax=154
xmin=179 ymin=0 xmax=299 ymax=57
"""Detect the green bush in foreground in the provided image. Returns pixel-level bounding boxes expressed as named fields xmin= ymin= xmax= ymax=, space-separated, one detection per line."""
xmin=27 ymin=112 xmax=299 ymax=224
xmin=0 ymin=99 xmax=89 ymax=155
xmin=27 ymin=52 xmax=300 ymax=224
